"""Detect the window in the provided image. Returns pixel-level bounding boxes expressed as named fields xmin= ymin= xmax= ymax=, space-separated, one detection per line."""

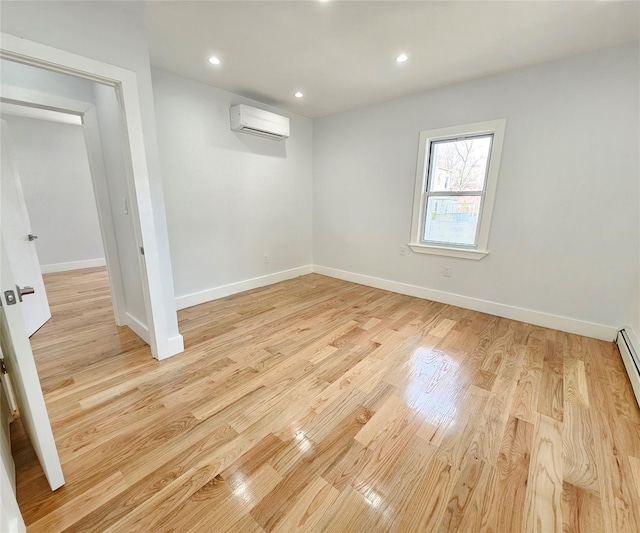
xmin=409 ymin=119 xmax=506 ymax=260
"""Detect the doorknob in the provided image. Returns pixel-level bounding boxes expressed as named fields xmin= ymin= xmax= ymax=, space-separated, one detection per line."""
xmin=16 ymin=285 xmax=35 ymax=302
xmin=28 ymin=234 xmax=38 ymax=241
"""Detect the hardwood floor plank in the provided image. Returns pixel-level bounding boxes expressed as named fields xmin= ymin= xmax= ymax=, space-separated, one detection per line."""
xmin=415 ymin=410 xmax=453 ymax=447
xmin=182 ymin=464 xmax=282 ymax=533
xmin=564 ymin=358 xmax=589 ymax=408
xmin=394 ymin=458 xmax=459 ymax=533
xmin=467 ymin=344 xmax=525 ymax=465
xmin=510 ymin=336 xmax=544 ymax=423
xmin=305 ymin=388 xmax=370 ymax=443
xmin=629 ymin=455 xmax=640 ymax=499
xmin=312 ymin=485 xmax=373 ymax=532
xmin=605 ymin=364 xmax=640 ymax=424
xmin=28 ymin=471 xmax=128 ymax=533
xmin=104 ymin=434 xmax=281 ymax=533
xmin=321 ymin=439 xmax=372 ymax=491
xmin=430 ymin=318 xmax=457 ymax=338
xmin=354 ymin=394 xmax=409 ymax=447
xmin=437 ymin=457 xmax=490 ymax=533
xmin=271 ymin=477 xmax=340 ymax=532
xmin=480 ymin=415 xmax=534 ymax=533
xmin=250 ymin=405 xmax=371 ymax=532
xmin=61 ymin=421 xmax=238 ymax=532
xmin=339 ymin=434 xmax=439 ymax=532
xmin=523 ymin=414 xmax=563 ymax=533
xmin=562 ymin=402 xmax=599 ymax=492
xmin=220 ymin=432 xmax=287 ymax=482
xmin=588 ymin=378 xmax=640 ymax=533
xmin=537 ymin=339 xmax=564 ymax=422
xmin=432 ymin=386 xmax=489 ymax=470
xmin=223 ymin=514 xmax=265 ymax=533
xmin=561 ymin=481 xmax=605 ymax=533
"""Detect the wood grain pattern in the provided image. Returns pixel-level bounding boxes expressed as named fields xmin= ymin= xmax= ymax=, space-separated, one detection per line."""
xmin=564 ymin=358 xmax=590 ymax=408
xmin=8 ymin=268 xmax=640 ymax=532
xmin=588 ymin=378 xmax=640 ymax=533
xmin=183 ymin=463 xmax=282 ymax=533
xmin=271 ymin=476 xmax=339 ymax=532
xmin=561 ymin=481 xmax=605 ymax=533
xmin=630 ymin=455 xmax=640 ymax=499
xmin=538 ymin=338 xmax=564 ymax=421
xmin=395 ymin=457 xmax=459 ymax=532
xmin=481 ymin=415 xmax=534 ymax=532
xmin=250 ymin=405 xmax=371 ymax=531
xmin=523 ymin=414 xmax=563 ymax=533
xmin=28 ymin=471 xmax=128 ymax=533
xmin=562 ymin=403 xmax=599 ymax=492
xmin=437 ymin=456 xmax=490 ymax=532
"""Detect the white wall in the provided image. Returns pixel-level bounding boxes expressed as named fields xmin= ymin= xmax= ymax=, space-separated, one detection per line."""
xmin=151 ymin=68 xmax=313 ymax=303
xmin=92 ymin=84 xmax=146 ymax=323
xmin=1 ymin=0 xmax=182 ymax=351
xmin=1 ymin=115 xmax=104 ymax=269
xmin=313 ymin=43 xmax=640 ymax=335
xmin=2 ymin=2 xmax=636 ymax=343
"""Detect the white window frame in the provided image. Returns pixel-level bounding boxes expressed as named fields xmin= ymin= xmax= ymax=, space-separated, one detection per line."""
xmin=409 ymin=119 xmax=506 ymax=260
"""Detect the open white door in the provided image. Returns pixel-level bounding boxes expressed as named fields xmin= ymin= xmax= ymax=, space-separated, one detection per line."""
xmin=1 ymin=120 xmax=51 ymax=336
xmin=1 ymin=378 xmax=26 ymax=532
xmin=1 ymin=457 xmax=26 ymax=532
xmin=0 ymin=233 xmax=64 ymax=491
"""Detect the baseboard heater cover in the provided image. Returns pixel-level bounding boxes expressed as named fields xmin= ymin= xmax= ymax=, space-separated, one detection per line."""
xmin=617 ymin=328 xmax=640 ymax=409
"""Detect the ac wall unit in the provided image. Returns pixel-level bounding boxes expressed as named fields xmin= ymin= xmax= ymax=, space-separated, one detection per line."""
xmin=229 ymin=104 xmax=290 ymax=140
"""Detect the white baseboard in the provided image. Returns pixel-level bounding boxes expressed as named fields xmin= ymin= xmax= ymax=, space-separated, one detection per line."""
xmin=156 ymin=334 xmax=185 ymax=361
xmin=126 ymin=313 xmax=184 ymax=361
xmin=172 ymin=262 xmax=618 ymax=343
xmin=40 ymin=258 xmax=106 ymax=274
xmin=617 ymin=328 xmax=640 ymax=409
xmin=175 ymin=265 xmax=313 ymax=311
xmin=313 ymin=265 xmax=617 ymax=342
xmin=125 ymin=312 xmax=150 ymax=344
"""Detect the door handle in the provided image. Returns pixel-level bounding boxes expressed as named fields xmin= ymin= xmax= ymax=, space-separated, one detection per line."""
xmin=28 ymin=234 xmax=38 ymax=241
xmin=16 ymin=285 xmax=35 ymax=302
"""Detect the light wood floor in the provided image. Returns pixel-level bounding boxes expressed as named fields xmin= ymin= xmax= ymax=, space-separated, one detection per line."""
xmin=11 ymin=267 xmax=640 ymax=532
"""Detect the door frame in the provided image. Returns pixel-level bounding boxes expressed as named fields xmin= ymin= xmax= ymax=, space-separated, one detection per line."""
xmin=1 ymin=88 xmax=128 ymax=327
xmin=0 ymin=32 xmax=184 ymax=359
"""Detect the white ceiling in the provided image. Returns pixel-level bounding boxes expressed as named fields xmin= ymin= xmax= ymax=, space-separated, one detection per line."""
xmin=146 ymin=1 xmax=640 ymax=118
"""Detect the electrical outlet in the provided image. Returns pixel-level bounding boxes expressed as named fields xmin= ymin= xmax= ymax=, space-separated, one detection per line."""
xmin=399 ymin=245 xmax=407 ymax=256
xmin=443 ymin=266 xmax=452 ymax=277
xmin=264 ymin=254 xmax=269 ymax=264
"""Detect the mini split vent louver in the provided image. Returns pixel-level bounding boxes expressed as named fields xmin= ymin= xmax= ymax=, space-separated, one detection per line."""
xmin=229 ymin=104 xmax=290 ymax=140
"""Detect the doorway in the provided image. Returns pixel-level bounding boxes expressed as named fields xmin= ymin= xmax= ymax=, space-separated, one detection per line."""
xmin=1 ymin=101 xmax=124 ymax=347
xmin=1 ymin=59 xmax=146 ymax=347
xmin=1 ymin=32 xmax=184 ymax=360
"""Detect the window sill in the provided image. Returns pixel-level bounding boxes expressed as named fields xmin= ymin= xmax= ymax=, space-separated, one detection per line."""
xmin=408 ymin=243 xmax=489 ymax=260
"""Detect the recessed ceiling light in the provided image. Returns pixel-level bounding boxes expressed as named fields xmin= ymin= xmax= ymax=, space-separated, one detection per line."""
xmin=294 ymin=91 xmax=304 ymax=98
xmin=208 ymin=56 xmax=221 ymax=65
xmin=396 ymin=54 xmax=409 ymax=63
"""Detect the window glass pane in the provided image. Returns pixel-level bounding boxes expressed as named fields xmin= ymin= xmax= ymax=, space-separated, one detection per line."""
xmin=428 ymin=135 xmax=492 ymax=192
xmin=423 ymin=196 xmax=482 ymax=246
